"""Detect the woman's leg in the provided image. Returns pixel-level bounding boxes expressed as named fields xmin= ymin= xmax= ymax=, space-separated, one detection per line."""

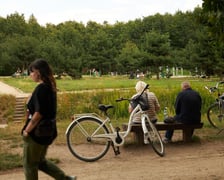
xmin=23 ymin=136 xmax=68 ymax=180
xmin=39 ymin=150 xmax=67 ymax=180
xmin=23 ymin=136 xmax=41 ymax=180
xmin=38 ymin=143 xmax=74 ymax=180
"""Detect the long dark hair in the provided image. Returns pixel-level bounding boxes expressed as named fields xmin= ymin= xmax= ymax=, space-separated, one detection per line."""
xmin=29 ymin=59 xmax=56 ymax=92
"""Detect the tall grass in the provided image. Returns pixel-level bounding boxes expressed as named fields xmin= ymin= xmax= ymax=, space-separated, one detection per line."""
xmin=0 ymin=95 xmax=15 ymax=122
xmin=56 ymin=84 xmax=216 ymax=122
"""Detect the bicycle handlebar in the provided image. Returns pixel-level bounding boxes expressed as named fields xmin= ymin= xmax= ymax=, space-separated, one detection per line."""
xmin=116 ymin=84 xmax=149 ymax=102
xmin=204 ymin=86 xmax=217 ymax=93
xmin=116 ymin=97 xmax=130 ymax=102
xmin=205 ymin=81 xmax=224 ymax=96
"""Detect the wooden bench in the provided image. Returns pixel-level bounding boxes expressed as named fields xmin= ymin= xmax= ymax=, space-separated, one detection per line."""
xmin=122 ymin=122 xmax=203 ymax=144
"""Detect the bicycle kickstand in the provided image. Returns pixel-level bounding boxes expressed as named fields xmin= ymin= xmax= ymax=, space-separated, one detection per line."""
xmin=111 ymin=142 xmax=120 ymax=156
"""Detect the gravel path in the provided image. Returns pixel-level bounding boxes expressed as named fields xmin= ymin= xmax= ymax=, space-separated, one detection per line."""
xmin=0 ymin=140 xmax=224 ymax=180
xmin=0 ymin=81 xmax=29 ymax=97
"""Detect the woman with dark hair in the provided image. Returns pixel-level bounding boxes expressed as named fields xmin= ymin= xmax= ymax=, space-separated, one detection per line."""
xmin=22 ymin=59 xmax=76 ymax=180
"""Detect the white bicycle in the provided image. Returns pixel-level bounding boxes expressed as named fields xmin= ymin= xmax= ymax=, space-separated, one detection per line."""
xmin=66 ymin=84 xmax=165 ymax=162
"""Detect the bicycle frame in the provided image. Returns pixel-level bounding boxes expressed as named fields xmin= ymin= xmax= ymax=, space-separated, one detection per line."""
xmin=66 ymin=103 xmax=146 ymax=147
xmin=205 ymin=81 xmax=224 ymax=129
xmin=205 ymin=81 xmax=224 ymax=107
xmin=66 ymin=83 xmax=164 ymax=161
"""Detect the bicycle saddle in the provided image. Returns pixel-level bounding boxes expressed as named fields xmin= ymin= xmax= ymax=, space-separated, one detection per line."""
xmin=98 ymin=104 xmax=114 ymax=112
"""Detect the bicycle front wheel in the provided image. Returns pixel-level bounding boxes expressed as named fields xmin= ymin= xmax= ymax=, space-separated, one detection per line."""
xmin=207 ymin=102 xmax=224 ymax=129
xmin=66 ymin=117 xmax=111 ymax=162
xmin=143 ymin=116 xmax=165 ymax=157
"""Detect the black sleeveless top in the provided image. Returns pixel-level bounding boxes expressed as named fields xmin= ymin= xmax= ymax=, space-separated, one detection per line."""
xmin=22 ymin=83 xmax=57 ymax=145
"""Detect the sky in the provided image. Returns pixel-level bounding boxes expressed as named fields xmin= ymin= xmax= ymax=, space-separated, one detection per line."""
xmin=1 ymin=0 xmax=203 ymax=25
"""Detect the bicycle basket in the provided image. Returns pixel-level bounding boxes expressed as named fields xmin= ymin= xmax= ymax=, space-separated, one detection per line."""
xmin=130 ymin=93 xmax=149 ymax=111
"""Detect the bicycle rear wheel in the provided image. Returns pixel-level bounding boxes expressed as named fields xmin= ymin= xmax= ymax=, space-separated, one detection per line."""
xmin=143 ymin=116 xmax=165 ymax=157
xmin=66 ymin=117 xmax=111 ymax=162
xmin=207 ymin=102 xmax=224 ymax=129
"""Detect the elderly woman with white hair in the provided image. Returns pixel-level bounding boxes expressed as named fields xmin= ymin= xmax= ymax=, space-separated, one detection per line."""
xmin=128 ymin=80 xmax=160 ymax=123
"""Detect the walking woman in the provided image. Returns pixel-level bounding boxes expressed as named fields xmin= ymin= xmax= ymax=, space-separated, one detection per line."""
xmin=21 ymin=59 xmax=76 ymax=180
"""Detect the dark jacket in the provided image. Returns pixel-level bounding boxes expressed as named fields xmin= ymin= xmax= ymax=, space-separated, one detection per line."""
xmin=174 ymin=88 xmax=202 ymax=124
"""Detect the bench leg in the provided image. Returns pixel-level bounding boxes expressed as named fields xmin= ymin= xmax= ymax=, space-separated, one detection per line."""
xmin=134 ymin=130 xmax=144 ymax=145
xmin=182 ymin=129 xmax=193 ymax=142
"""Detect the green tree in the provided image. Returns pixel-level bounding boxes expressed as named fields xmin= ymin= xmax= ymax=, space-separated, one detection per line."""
xmin=27 ymin=14 xmax=45 ymax=40
xmin=202 ymin=0 xmax=224 ymax=78
xmin=141 ymin=31 xmax=171 ymax=79
xmin=5 ymin=13 xmax=28 ymax=36
xmin=116 ymin=41 xmax=142 ymax=74
xmin=185 ymin=28 xmax=217 ymax=77
xmin=202 ymin=0 xmax=224 ymax=41
xmin=83 ymin=21 xmax=118 ymax=75
xmin=0 ymin=35 xmax=39 ymax=75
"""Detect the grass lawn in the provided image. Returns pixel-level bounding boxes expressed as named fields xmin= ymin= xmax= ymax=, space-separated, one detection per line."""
xmin=0 ymin=75 xmax=219 ymax=93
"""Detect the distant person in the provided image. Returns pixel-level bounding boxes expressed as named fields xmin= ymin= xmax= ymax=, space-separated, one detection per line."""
xmin=129 ymin=72 xmax=135 ymax=79
xmin=21 ymin=59 xmax=76 ymax=180
xmin=163 ymin=81 xmax=202 ymax=143
xmin=128 ymin=81 xmax=160 ymax=123
xmin=17 ymin=67 xmax=21 ymax=73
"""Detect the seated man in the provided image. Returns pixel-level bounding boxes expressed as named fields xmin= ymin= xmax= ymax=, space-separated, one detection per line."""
xmin=163 ymin=81 xmax=202 ymax=143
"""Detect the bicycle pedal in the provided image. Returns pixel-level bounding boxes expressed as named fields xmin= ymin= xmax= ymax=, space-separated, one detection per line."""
xmin=115 ymin=150 xmax=120 ymax=155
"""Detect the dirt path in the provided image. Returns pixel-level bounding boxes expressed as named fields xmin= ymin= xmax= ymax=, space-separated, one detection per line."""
xmin=0 ymin=138 xmax=224 ymax=180
xmin=0 ymin=81 xmax=26 ymax=96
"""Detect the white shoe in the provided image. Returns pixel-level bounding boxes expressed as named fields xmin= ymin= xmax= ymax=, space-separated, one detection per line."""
xmin=66 ymin=176 xmax=77 ymax=180
xmin=162 ymin=138 xmax=171 ymax=144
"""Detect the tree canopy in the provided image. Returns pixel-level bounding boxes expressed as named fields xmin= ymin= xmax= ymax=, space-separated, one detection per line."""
xmin=0 ymin=1 xmax=223 ymax=79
